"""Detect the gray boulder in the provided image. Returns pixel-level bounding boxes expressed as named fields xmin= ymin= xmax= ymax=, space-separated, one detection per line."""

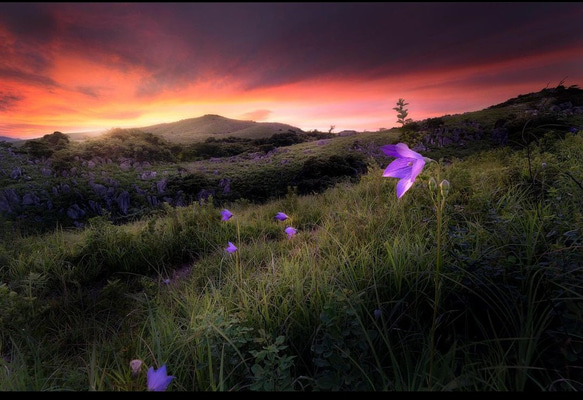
xmin=67 ymin=204 xmax=86 ymax=220
xmin=116 ymin=191 xmax=130 ymax=215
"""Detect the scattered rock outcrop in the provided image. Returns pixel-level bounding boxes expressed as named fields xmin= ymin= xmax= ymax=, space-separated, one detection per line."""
xmin=0 ymin=144 xmax=190 ymax=229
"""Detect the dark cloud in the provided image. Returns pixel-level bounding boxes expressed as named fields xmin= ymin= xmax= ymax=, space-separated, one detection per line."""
xmin=0 ymin=91 xmax=23 ymax=111
xmin=75 ymin=86 xmax=101 ymax=98
xmin=0 ymin=3 xmax=58 ymax=75
xmin=1 ymin=3 xmax=582 ymax=97
xmin=175 ymin=2 xmax=583 ymax=90
xmin=60 ymin=6 xmax=165 ymax=70
xmin=0 ymin=67 xmax=59 ymax=88
xmin=0 ymin=3 xmax=59 ymax=44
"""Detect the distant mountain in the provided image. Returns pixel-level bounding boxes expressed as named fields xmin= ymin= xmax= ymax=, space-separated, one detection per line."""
xmin=137 ymin=114 xmax=305 ymax=144
xmin=0 ymin=136 xmax=22 ymax=143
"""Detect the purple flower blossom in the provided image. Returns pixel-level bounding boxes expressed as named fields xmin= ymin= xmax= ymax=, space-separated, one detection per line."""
xmin=285 ymin=226 xmax=297 ymax=238
xmin=220 ymin=209 xmax=233 ymax=221
xmin=374 ymin=309 xmax=382 ymax=320
xmin=381 ymin=142 xmax=427 ymax=198
xmin=225 ymin=241 xmax=237 ymax=253
xmin=275 ymin=212 xmax=289 ymax=221
xmin=147 ymin=364 xmax=175 ymax=392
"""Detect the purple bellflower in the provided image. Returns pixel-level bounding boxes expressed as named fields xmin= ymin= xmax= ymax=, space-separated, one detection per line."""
xmin=225 ymin=241 xmax=237 ymax=253
xmin=381 ymin=142 xmax=429 ymax=198
xmin=275 ymin=212 xmax=289 ymax=221
xmin=285 ymin=226 xmax=297 ymax=238
xmin=220 ymin=209 xmax=233 ymax=221
xmin=147 ymin=364 xmax=175 ymax=392
xmin=374 ymin=309 xmax=382 ymax=320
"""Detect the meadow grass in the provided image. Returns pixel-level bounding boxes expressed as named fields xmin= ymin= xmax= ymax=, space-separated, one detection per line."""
xmin=0 ymin=130 xmax=582 ymax=391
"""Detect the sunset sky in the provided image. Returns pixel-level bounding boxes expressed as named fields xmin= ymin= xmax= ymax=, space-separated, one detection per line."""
xmin=1 ymin=2 xmax=583 ymax=140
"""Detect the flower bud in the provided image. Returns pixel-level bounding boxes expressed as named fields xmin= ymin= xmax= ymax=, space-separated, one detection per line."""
xmin=440 ymin=179 xmax=450 ymax=198
xmin=428 ymin=177 xmax=437 ymax=193
xmin=374 ymin=309 xmax=382 ymax=320
xmin=130 ymin=359 xmax=143 ymax=379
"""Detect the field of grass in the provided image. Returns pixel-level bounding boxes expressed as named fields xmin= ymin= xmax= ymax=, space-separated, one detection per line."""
xmin=1 ymin=125 xmax=582 ymax=391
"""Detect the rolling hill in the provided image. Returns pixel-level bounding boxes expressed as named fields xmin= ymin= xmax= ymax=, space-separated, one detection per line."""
xmin=136 ymin=114 xmax=305 ymax=144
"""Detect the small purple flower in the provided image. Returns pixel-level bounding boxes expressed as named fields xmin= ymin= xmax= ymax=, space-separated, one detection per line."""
xmin=147 ymin=364 xmax=175 ymax=392
xmin=225 ymin=241 xmax=237 ymax=253
xmin=570 ymin=127 xmax=578 ymax=133
xmin=381 ymin=142 xmax=427 ymax=199
xmin=285 ymin=226 xmax=297 ymax=239
xmin=163 ymin=278 xmax=170 ymax=285
xmin=275 ymin=212 xmax=289 ymax=221
xmin=220 ymin=209 xmax=233 ymax=221
xmin=374 ymin=309 xmax=382 ymax=320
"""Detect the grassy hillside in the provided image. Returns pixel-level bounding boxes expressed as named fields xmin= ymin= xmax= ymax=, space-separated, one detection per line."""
xmin=0 ymin=121 xmax=582 ymax=390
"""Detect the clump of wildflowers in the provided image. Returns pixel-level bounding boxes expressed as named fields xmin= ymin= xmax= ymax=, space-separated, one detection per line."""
xmin=381 ymin=142 xmax=431 ymax=198
xmin=147 ymin=364 xmax=175 ymax=391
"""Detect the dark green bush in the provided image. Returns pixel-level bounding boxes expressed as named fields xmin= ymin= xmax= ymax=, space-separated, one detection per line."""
xmin=296 ymin=154 xmax=367 ymax=195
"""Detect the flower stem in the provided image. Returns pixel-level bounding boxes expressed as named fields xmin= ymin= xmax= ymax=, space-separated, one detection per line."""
xmin=236 ymin=218 xmax=242 ymax=284
xmin=428 ymin=165 xmax=444 ymax=389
